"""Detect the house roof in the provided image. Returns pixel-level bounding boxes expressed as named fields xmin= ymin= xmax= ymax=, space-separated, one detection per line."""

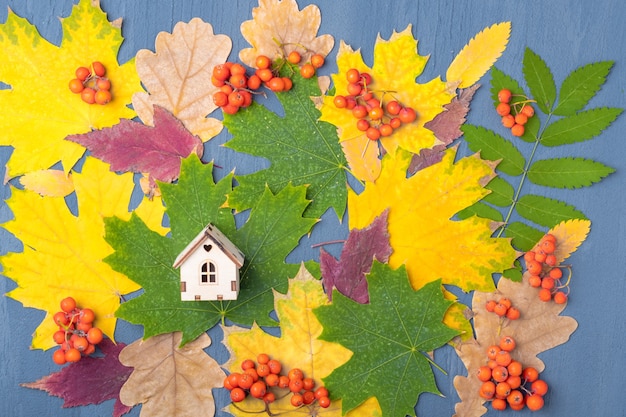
xmin=172 ymin=224 xmax=245 ymax=269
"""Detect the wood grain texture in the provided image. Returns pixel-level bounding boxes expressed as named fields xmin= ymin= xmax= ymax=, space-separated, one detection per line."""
xmin=1 ymin=1 xmax=625 ymax=416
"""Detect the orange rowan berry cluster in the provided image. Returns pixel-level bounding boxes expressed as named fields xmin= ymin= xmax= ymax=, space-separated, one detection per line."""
xmin=524 ymin=233 xmax=569 ymax=304
xmin=495 ymin=88 xmax=535 ymax=137
xmin=68 ymin=61 xmax=112 ymax=105
xmin=333 ymin=68 xmax=417 ymax=141
xmin=485 ymin=297 xmax=520 ymax=320
xmin=224 ymin=353 xmax=331 ymax=411
xmin=284 ymin=50 xmax=325 ymax=79
xmin=477 ymin=336 xmax=548 ymax=412
xmin=51 ymin=297 xmax=104 ymax=365
xmin=211 ymin=62 xmax=267 ymax=115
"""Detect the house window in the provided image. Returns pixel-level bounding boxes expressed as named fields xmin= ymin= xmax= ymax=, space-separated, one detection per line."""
xmin=201 ymin=261 xmax=217 ymax=284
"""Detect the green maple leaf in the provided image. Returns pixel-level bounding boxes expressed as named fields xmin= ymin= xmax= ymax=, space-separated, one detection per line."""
xmin=224 ymin=63 xmax=348 ymax=220
xmin=315 ymin=262 xmax=458 ymax=417
xmin=106 ymin=156 xmax=316 ymax=345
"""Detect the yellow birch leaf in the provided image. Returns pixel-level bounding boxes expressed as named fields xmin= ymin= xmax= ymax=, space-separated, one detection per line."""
xmin=0 ymin=0 xmax=141 ymax=178
xmin=348 ymin=148 xmax=517 ymax=293
xmin=453 ymin=274 xmax=577 ymax=417
xmin=239 ymin=0 xmax=334 ymax=67
xmin=119 ymin=332 xmax=225 ymax=417
xmin=1 ymin=157 xmax=140 ymax=349
xmin=223 ymin=265 xmax=381 ymax=417
xmin=446 ymin=22 xmax=511 ymax=88
xmin=19 ymin=169 xmax=74 ymax=197
xmin=320 ymin=27 xmax=455 ymax=182
xmin=132 ymin=18 xmax=231 ymax=142
xmin=542 ymin=219 xmax=591 ymax=265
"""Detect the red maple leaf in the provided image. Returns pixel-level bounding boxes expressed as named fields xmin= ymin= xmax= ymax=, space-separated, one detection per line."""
xmin=67 ymin=105 xmax=203 ymax=192
xmin=21 ymin=339 xmax=133 ymax=417
xmin=320 ymin=210 xmax=392 ymax=303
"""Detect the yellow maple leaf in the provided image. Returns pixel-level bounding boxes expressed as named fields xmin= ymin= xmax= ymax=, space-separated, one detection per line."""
xmin=0 ymin=0 xmax=141 ymax=178
xmin=1 ymin=157 xmax=140 ymax=349
xmin=132 ymin=18 xmax=231 ymax=142
xmin=320 ymin=26 xmax=455 ymax=182
xmin=446 ymin=22 xmax=511 ymax=88
xmin=348 ymin=148 xmax=517 ymax=293
xmin=239 ymin=0 xmax=334 ymax=67
xmin=223 ymin=265 xmax=381 ymax=417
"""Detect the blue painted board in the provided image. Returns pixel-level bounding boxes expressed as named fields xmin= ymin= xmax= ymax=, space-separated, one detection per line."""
xmin=1 ymin=1 xmax=625 ymax=416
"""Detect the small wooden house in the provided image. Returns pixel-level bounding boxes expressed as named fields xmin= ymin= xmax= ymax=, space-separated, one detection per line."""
xmin=173 ymin=224 xmax=245 ymax=301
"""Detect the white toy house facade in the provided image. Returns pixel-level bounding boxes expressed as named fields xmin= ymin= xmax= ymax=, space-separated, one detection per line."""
xmin=173 ymin=224 xmax=245 ymax=301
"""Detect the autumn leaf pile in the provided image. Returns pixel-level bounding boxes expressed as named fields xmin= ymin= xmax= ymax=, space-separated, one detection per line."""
xmin=0 ymin=1 xmax=620 ymax=417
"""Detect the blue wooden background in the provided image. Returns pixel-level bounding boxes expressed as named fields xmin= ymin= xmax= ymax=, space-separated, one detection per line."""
xmin=1 ymin=1 xmax=625 ymax=416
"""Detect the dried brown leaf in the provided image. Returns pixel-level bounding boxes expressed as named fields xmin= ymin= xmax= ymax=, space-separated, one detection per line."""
xmin=132 ymin=18 xmax=231 ymax=141
xmin=453 ymin=275 xmax=578 ymax=417
xmin=239 ymin=0 xmax=334 ymax=67
xmin=119 ymin=332 xmax=225 ymax=417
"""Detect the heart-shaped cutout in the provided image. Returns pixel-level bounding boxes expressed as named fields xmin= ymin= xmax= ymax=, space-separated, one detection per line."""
xmin=203 ymin=244 xmax=212 ymax=252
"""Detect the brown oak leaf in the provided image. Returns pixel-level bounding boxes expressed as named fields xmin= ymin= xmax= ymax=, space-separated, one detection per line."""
xmin=119 ymin=332 xmax=224 ymax=417
xmin=239 ymin=0 xmax=334 ymax=67
xmin=132 ymin=18 xmax=231 ymax=141
xmin=453 ymin=275 xmax=578 ymax=417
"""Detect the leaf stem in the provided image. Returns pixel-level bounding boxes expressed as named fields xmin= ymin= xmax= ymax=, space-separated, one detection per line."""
xmin=422 ymin=351 xmax=447 ymax=375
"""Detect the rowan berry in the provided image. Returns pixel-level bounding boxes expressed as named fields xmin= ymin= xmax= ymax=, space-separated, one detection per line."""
xmin=491 ymin=397 xmax=507 ymax=411
xmin=290 ymin=393 xmax=304 ymax=407
xmin=257 ymin=363 xmax=270 ymax=378
xmin=73 ymin=336 xmax=89 ymax=352
xmin=498 ymin=89 xmax=512 ymax=104
xmin=526 ymin=259 xmax=542 ymax=275
xmin=511 ymin=123 xmax=525 ymax=137
xmin=499 ymin=336 xmax=516 ymax=352
xmin=526 ymin=393 xmax=545 ymax=411
xmin=265 ymin=373 xmax=279 ymax=387
xmin=366 ymin=126 xmax=381 ymax=141
xmin=60 ymin=297 xmax=77 ymax=314
xmin=495 ymin=381 xmax=512 ymax=399
xmin=506 ymin=375 xmax=522 ymax=389
xmin=282 ymin=77 xmax=293 ymax=91
xmin=262 ymin=392 xmax=276 ymax=404
xmin=379 ymin=123 xmax=394 ymax=137
xmin=267 ymin=359 xmax=282 ymax=374
xmin=303 ymin=390 xmax=316 ymax=404
xmin=65 ymin=348 xmax=81 ymax=363
xmin=531 ymin=379 xmax=549 ymax=396
xmin=96 ymin=78 xmax=111 ymax=91
xmin=485 ymin=300 xmax=497 ymax=312
xmin=529 ymin=274 xmax=542 ymax=288
xmin=333 ymin=95 xmax=348 ymax=108
xmin=501 ymin=114 xmax=515 ymax=128
xmin=545 ymin=254 xmax=557 ymax=266
xmin=534 ymin=251 xmax=547 ymax=263
xmin=302 ymin=377 xmax=315 ymax=391
xmin=267 ymin=76 xmax=286 ymax=92
xmin=228 ymin=91 xmax=246 ymax=107
xmin=346 ymin=82 xmax=363 ymax=96
xmin=318 ymin=396 xmax=331 ymax=408
xmin=226 ymin=373 xmax=241 ymax=388
xmin=222 ymin=104 xmax=240 ymax=115
xmin=499 ymin=298 xmax=512 ymax=309
xmin=68 ymin=78 xmax=84 ymax=94
xmin=213 ymin=91 xmax=229 ymax=107
xmin=230 ymin=387 xmax=246 ymax=402
xmin=368 ymin=106 xmax=384 ymax=120
xmin=287 ymin=51 xmax=302 ymax=64
xmin=300 ymin=63 xmax=316 ymax=79
xmin=506 ymin=389 xmax=524 ymax=406
xmin=54 ymin=311 xmax=69 ymax=327
xmin=75 ymin=66 xmax=91 ymax=81
xmin=310 ymin=54 xmax=325 ymax=69
xmin=52 ymin=349 xmax=67 ymax=365
xmin=506 ymin=306 xmax=521 ymax=320
xmin=244 ymin=367 xmax=259 ymax=382
xmin=289 ymin=378 xmax=304 ymax=393
xmin=493 ymin=303 xmax=508 ymax=317
xmin=495 ymin=350 xmax=512 ymax=367
xmin=94 ymin=89 xmax=112 ymax=105
xmin=256 ymin=68 xmax=274 ymax=82
xmin=486 ymin=345 xmax=500 ymax=360
xmin=398 ymin=107 xmax=417 ymax=123
xmin=255 ymin=55 xmax=271 ymax=70
xmin=238 ymin=372 xmax=254 ymax=389
xmin=553 ymin=291 xmax=568 ymax=304
xmin=522 ymin=367 xmax=539 ymax=383
xmin=538 ymin=288 xmax=552 ymax=302
xmin=314 ymin=386 xmax=329 ymax=400
xmin=491 ymin=365 xmax=509 ymax=382
xmin=521 ymin=104 xmax=535 ymax=117
xmin=541 ymin=277 xmax=556 ymax=290
xmin=86 ymin=327 xmax=103 ymax=345
xmin=247 ymin=74 xmax=262 ymax=90
xmin=514 ymin=113 xmax=528 ymax=125
xmin=389 ymin=117 xmax=402 ymax=129
xmin=92 ymin=61 xmax=106 ymax=77
xmin=278 ymin=375 xmax=290 ymax=389
xmin=385 ymin=100 xmax=402 ymax=115
xmin=352 ymin=105 xmax=368 ymax=119
xmin=360 ymin=72 xmax=372 ymax=86
xmin=507 ymin=360 xmax=523 ymax=377
xmin=213 ymin=64 xmax=231 ymax=81
xmin=479 ymin=381 xmax=496 ymax=399
xmin=524 ymin=251 xmax=536 ymax=262
xmin=81 ymin=87 xmax=96 ymax=104
xmin=230 ymin=63 xmax=246 ymax=76
xmin=249 ymin=381 xmax=267 ymax=399
xmin=496 ymin=102 xmax=511 ymax=116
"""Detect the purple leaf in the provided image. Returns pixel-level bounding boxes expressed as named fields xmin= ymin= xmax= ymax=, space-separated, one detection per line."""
xmin=22 ymin=339 xmax=133 ymax=417
xmin=408 ymin=145 xmax=447 ymax=175
xmin=424 ymin=84 xmax=480 ymax=145
xmin=320 ymin=210 xmax=392 ymax=303
xmin=67 ymin=105 xmax=203 ymax=188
